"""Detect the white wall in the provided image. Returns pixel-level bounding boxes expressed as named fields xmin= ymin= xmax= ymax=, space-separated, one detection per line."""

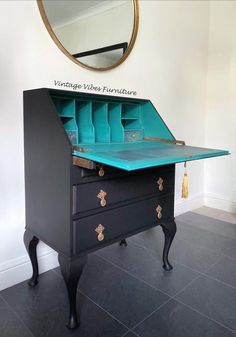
xmin=0 ymin=0 xmax=211 ymax=290
xmin=204 ymin=1 xmax=236 ymax=213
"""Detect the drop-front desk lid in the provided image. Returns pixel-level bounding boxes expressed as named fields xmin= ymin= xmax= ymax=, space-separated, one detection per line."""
xmin=46 ymin=88 xmax=229 ymax=171
xmin=73 ymin=140 xmax=229 ymax=171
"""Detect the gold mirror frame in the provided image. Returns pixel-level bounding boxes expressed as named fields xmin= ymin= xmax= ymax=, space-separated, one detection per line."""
xmin=37 ymin=0 xmax=139 ymax=71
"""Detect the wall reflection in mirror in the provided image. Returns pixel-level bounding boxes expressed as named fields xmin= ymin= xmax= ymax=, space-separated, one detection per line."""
xmin=40 ymin=0 xmax=138 ymax=70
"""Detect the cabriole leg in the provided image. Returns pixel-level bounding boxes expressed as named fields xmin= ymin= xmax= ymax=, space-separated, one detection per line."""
xmin=23 ymin=229 xmax=39 ymax=286
xmin=160 ymin=220 xmax=177 ymax=271
xmin=119 ymin=239 xmax=128 ymax=247
xmin=58 ymin=254 xmax=88 ymax=330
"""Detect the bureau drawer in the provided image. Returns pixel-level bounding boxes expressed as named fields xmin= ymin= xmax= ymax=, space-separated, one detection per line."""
xmin=72 ymin=168 xmax=174 ymax=214
xmin=72 ymin=164 xmax=175 ymax=185
xmin=73 ymin=194 xmax=174 ymax=254
xmin=72 ymin=164 xmax=124 ymax=184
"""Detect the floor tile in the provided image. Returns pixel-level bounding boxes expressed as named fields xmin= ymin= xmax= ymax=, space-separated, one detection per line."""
xmin=123 ymin=332 xmax=140 ymax=337
xmin=131 ymin=225 xmax=165 ymax=248
xmin=134 ymin=299 xmax=235 ymax=337
xmin=176 ymin=275 xmax=236 ymax=331
xmin=28 ymin=293 xmax=128 ymax=337
xmin=226 ymin=245 xmax=236 ymax=260
xmin=129 ymin=226 xmax=165 ymax=258
xmin=1 ymin=270 xmax=67 ymax=317
xmin=175 ymin=219 xmax=236 ymax=258
xmin=79 ymin=254 xmax=170 ymax=328
xmin=1 ymin=212 xmax=236 ymax=337
xmin=193 ymin=207 xmax=236 ymax=225
xmin=168 ymin=237 xmax=222 ymax=272
xmin=206 ymin=255 xmax=236 ymax=288
xmin=52 ymin=266 xmax=62 ymax=278
xmin=1 ymin=270 xmax=127 ymax=337
xmin=0 ymin=296 xmax=33 ymax=337
xmin=97 ymin=241 xmax=200 ymax=296
xmin=131 ymin=226 xmax=221 ymax=272
xmin=178 ymin=212 xmax=236 ymax=239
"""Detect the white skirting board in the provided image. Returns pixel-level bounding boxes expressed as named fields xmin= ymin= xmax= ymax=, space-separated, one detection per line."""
xmin=174 ymin=193 xmax=204 ymax=216
xmin=204 ymin=193 xmax=236 ymax=214
xmin=2 ymin=192 xmax=233 ymax=292
xmin=0 ymin=249 xmax=59 ymax=291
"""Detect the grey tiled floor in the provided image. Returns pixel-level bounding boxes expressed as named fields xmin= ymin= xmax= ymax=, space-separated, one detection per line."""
xmin=1 ymin=212 xmax=236 ymax=337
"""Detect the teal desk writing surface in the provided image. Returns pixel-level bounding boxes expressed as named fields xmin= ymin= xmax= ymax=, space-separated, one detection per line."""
xmin=73 ymin=141 xmax=229 ymax=171
xmin=49 ymin=89 xmax=229 ymax=170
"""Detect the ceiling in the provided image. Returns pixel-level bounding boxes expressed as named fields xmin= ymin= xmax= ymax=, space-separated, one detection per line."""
xmin=42 ymin=0 xmax=109 ymax=27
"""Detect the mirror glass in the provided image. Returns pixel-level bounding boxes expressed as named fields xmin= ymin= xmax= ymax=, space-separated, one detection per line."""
xmin=39 ymin=0 xmax=138 ymax=70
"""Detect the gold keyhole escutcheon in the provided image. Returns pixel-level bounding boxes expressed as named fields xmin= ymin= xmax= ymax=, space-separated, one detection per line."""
xmin=97 ymin=190 xmax=107 ymax=207
xmin=95 ymin=224 xmax=105 ymax=241
xmin=157 ymin=177 xmax=164 ymax=191
xmin=156 ymin=205 xmax=162 ymax=219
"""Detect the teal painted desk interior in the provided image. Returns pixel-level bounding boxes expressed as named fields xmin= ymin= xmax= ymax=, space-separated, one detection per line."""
xmin=52 ymin=91 xmax=229 ymax=169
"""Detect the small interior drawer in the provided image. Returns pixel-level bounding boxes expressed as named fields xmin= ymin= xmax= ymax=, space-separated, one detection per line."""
xmin=73 ymin=193 xmax=174 ymax=255
xmin=72 ymin=166 xmax=175 ymax=215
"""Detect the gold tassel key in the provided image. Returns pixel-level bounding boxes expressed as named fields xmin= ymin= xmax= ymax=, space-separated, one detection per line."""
xmin=182 ymin=162 xmax=189 ymax=198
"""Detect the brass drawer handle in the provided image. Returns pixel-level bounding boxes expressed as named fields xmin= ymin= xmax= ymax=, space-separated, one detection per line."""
xmin=97 ymin=190 xmax=107 ymax=207
xmin=95 ymin=224 xmax=105 ymax=241
xmin=98 ymin=165 xmax=105 ymax=177
xmin=157 ymin=177 xmax=164 ymax=191
xmin=156 ymin=205 xmax=162 ymax=219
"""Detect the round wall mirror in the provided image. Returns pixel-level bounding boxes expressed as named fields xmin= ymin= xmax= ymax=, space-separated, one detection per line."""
xmin=37 ymin=0 xmax=139 ymax=71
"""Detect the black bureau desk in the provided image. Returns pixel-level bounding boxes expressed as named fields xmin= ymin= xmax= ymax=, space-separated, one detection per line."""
xmin=23 ymin=88 xmax=228 ymax=329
